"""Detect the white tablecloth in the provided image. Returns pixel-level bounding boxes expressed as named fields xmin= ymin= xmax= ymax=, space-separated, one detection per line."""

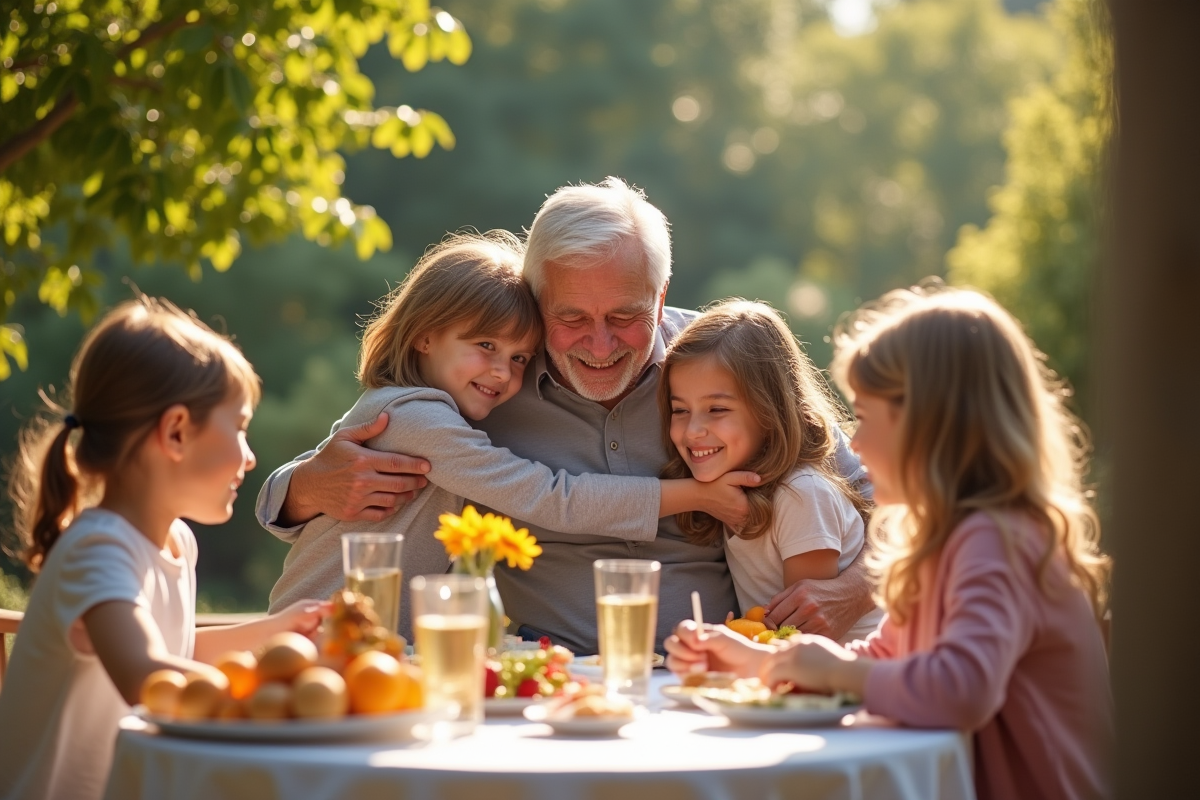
xmin=105 ymin=674 xmax=974 ymax=800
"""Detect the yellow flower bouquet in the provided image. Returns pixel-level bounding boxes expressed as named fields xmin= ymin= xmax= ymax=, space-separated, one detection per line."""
xmin=434 ymin=505 xmax=542 ymax=650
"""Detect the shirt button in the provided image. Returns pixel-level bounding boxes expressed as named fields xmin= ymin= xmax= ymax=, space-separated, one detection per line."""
xmin=610 ymin=441 xmax=619 ymax=451
xmin=611 ymin=410 xmax=618 ymax=420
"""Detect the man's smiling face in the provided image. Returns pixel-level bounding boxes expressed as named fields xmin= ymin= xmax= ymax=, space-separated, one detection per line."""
xmin=539 ymin=241 xmax=665 ymax=406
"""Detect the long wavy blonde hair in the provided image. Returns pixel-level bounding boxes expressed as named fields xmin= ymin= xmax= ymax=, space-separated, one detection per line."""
xmin=830 ymin=283 xmax=1110 ymax=623
xmin=660 ymin=300 xmax=869 ymax=546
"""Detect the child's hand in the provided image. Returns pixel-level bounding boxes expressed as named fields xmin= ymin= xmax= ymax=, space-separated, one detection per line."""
xmin=664 ymin=619 xmax=770 ymax=678
xmin=267 ymin=599 xmax=332 ymax=639
xmin=760 ymin=633 xmax=870 ymax=695
xmin=701 ymin=471 xmax=761 ymax=530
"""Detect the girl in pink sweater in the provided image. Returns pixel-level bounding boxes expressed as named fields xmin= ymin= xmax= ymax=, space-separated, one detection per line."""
xmin=666 ymin=284 xmax=1114 ymax=800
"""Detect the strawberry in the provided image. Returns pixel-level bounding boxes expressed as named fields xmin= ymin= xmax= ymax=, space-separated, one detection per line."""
xmin=538 ymin=636 xmax=552 ymax=649
xmin=516 ymin=678 xmax=541 ymax=698
xmin=484 ymin=665 xmax=501 ymax=698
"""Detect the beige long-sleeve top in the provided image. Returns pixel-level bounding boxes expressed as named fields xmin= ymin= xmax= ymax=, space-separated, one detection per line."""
xmin=265 ymin=386 xmax=660 ymax=641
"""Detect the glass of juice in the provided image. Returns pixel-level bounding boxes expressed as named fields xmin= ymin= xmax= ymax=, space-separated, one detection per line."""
xmin=341 ymin=533 xmax=404 ymax=634
xmin=593 ymin=559 xmax=661 ymax=702
xmin=411 ymin=574 xmax=488 ymax=733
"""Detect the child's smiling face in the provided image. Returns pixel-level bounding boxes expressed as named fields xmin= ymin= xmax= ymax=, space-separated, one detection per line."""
xmin=417 ymin=322 xmax=540 ymax=420
xmin=668 ymin=357 xmax=765 ymax=483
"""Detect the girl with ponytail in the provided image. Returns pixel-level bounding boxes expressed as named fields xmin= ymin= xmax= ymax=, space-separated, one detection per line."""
xmin=0 ymin=297 xmax=328 ymax=800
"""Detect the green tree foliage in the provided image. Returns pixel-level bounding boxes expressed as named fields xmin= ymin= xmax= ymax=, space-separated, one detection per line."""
xmin=947 ymin=0 xmax=1111 ymax=407
xmin=1 ymin=0 xmax=1077 ymax=609
xmin=0 ymin=0 xmax=471 ymax=377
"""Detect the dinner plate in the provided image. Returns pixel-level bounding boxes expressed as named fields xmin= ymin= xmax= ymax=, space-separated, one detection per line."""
xmin=134 ymin=706 xmax=448 ymax=743
xmin=484 ymin=696 xmax=541 ymax=716
xmin=568 ymin=653 xmax=665 ymax=679
xmin=659 ymin=684 xmax=700 ymax=707
xmin=522 ymin=702 xmax=641 ymax=736
xmin=692 ymin=695 xmax=861 ymax=728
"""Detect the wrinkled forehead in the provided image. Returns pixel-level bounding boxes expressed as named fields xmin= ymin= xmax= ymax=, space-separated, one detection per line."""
xmin=538 ymin=251 xmax=660 ymax=318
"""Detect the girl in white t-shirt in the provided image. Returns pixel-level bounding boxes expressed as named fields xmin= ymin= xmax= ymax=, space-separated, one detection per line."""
xmin=659 ymin=300 xmax=883 ymax=643
xmin=0 ymin=298 xmax=328 ymax=800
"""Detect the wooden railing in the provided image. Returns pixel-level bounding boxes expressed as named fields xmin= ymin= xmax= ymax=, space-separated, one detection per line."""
xmin=0 ymin=610 xmax=265 ymax=692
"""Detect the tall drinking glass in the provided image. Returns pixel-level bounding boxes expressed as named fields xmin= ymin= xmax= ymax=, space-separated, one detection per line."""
xmin=411 ymin=574 xmax=488 ymax=732
xmin=341 ymin=533 xmax=404 ymax=634
xmin=593 ymin=559 xmax=661 ymax=701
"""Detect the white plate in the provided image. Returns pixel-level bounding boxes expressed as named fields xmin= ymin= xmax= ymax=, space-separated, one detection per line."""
xmin=484 ymin=697 xmax=540 ymax=716
xmin=522 ymin=703 xmax=641 ymax=736
xmin=693 ymin=695 xmax=861 ymax=728
xmin=568 ymin=653 xmax=665 ymax=679
xmin=659 ymin=684 xmax=700 ymax=707
xmin=134 ymin=706 xmax=447 ymax=743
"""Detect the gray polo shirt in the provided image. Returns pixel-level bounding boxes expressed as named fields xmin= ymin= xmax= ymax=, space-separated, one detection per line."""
xmin=257 ymin=307 xmax=867 ymax=654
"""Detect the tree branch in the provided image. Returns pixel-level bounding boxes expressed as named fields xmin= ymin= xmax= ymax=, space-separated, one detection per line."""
xmin=117 ymin=15 xmax=197 ymax=60
xmin=0 ymin=90 xmax=79 ymax=175
xmin=111 ymin=76 xmax=163 ymax=92
xmin=0 ymin=14 xmax=200 ymax=176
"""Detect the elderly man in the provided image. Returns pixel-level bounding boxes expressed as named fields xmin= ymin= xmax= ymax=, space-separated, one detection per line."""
xmin=257 ymin=177 xmax=875 ymax=654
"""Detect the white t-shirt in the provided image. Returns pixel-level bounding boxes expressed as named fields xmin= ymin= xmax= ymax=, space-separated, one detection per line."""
xmin=725 ymin=466 xmax=884 ymax=644
xmin=0 ymin=509 xmax=196 ymax=800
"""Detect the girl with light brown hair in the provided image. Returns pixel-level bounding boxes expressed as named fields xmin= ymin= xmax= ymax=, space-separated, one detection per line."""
xmin=665 ymin=283 xmax=1113 ymax=800
xmin=0 ymin=297 xmax=327 ymax=800
xmin=659 ymin=299 xmax=880 ymax=642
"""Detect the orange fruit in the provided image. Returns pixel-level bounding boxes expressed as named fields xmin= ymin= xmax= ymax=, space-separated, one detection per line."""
xmin=141 ymin=669 xmax=188 ymax=718
xmin=212 ymin=696 xmax=246 ymax=720
xmin=343 ymin=651 xmax=409 ymax=715
xmin=246 ymin=682 xmax=292 ymax=720
xmin=394 ymin=663 xmax=423 ymax=711
xmin=292 ymin=667 xmax=349 ymax=720
xmin=725 ymin=618 xmax=768 ymax=640
xmin=744 ymin=606 xmax=767 ymax=623
xmin=257 ymin=632 xmax=318 ymax=684
xmin=177 ymin=671 xmax=231 ymax=721
xmin=215 ymin=650 xmax=259 ymax=700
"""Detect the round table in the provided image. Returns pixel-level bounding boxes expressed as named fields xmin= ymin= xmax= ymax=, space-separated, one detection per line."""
xmin=104 ymin=674 xmax=974 ymax=800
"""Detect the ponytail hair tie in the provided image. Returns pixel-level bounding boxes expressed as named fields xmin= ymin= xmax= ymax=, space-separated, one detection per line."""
xmin=64 ymin=414 xmax=81 ymax=430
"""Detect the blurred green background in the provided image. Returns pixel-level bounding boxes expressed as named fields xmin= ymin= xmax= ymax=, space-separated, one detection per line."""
xmin=1 ymin=0 xmax=1108 ymax=612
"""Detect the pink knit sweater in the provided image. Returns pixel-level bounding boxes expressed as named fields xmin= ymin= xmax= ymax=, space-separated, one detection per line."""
xmin=850 ymin=511 xmax=1113 ymax=800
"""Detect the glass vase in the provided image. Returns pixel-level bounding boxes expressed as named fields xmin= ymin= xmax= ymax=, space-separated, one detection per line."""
xmin=453 ymin=559 xmax=506 ymax=653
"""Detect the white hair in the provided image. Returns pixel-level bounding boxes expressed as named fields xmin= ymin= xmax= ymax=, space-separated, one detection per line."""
xmin=523 ymin=177 xmax=672 ymax=298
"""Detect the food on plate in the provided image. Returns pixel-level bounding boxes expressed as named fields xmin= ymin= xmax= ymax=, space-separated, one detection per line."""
xmin=753 ymin=625 xmax=799 ymax=645
xmin=724 ymin=618 xmax=768 ymax=639
xmin=699 ymin=677 xmax=858 ymax=710
xmin=177 ymin=672 xmax=231 ymax=721
xmin=215 ymin=650 xmax=259 ymax=700
xmin=140 ymin=669 xmax=188 ymax=717
xmin=212 ymin=696 xmax=246 ymax=720
xmin=246 ymin=682 xmax=292 ymax=720
xmin=137 ymin=593 xmax=424 ymax=724
xmin=318 ymin=590 xmax=405 ymax=671
xmin=680 ymin=671 xmax=738 ymax=689
xmin=343 ymin=651 xmax=423 ymax=715
xmin=292 ymin=667 xmax=350 ymax=720
xmin=542 ymin=684 xmax=634 ymax=720
xmin=743 ymin=605 xmax=767 ymax=623
xmin=485 ymin=642 xmax=574 ymax=700
xmin=256 ymin=632 xmax=319 ymax=683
